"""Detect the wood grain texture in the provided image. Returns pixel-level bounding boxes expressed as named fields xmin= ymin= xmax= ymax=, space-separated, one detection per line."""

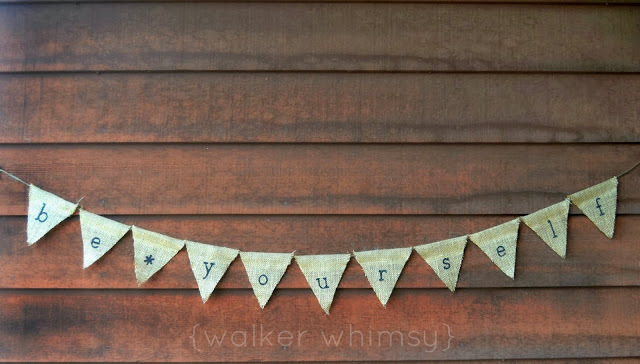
xmin=1 ymin=288 xmax=638 ymax=361
xmin=1 ymin=215 xmax=638 ymax=289
xmin=1 ymin=144 xmax=638 ymax=216
xmin=1 ymin=3 xmax=639 ymax=72
xmin=1 ymin=73 xmax=639 ymax=144
xmin=1 ymin=0 xmax=638 ymax=361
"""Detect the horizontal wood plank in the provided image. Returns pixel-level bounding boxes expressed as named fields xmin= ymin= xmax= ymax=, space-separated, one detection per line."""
xmin=1 ymin=215 xmax=638 ymax=289
xmin=1 ymin=288 xmax=638 ymax=361
xmin=1 ymin=73 xmax=639 ymax=143
xmin=1 ymin=144 xmax=639 ymax=216
xmin=0 ymin=4 xmax=639 ymax=72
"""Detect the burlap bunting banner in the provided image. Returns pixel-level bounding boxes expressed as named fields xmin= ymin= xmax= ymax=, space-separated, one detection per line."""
xmin=354 ymin=247 xmax=412 ymax=306
xmin=132 ymin=226 xmax=185 ymax=285
xmin=469 ymin=218 xmax=520 ymax=279
xmin=569 ymin=177 xmax=618 ymax=239
xmin=79 ymin=209 xmax=131 ymax=268
xmin=1 ymin=164 xmax=631 ymax=309
xmin=295 ymin=254 xmax=351 ymax=314
xmin=522 ymin=199 xmax=571 ymax=258
xmin=27 ymin=184 xmax=78 ymax=245
xmin=414 ymin=236 xmax=468 ymax=292
xmin=240 ymin=252 xmax=294 ymax=309
xmin=185 ymin=241 xmax=239 ymax=303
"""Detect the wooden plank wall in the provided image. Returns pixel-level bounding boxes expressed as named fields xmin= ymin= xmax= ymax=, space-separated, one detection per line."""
xmin=0 ymin=0 xmax=638 ymax=362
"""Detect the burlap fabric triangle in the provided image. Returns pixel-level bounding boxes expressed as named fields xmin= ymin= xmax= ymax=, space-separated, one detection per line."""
xmin=132 ymin=226 xmax=185 ymax=285
xmin=414 ymin=236 xmax=467 ymax=292
xmin=354 ymin=247 xmax=412 ymax=306
xmin=79 ymin=209 xmax=130 ymax=268
xmin=295 ymin=254 xmax=351 ymax=314
xmin=522 ymin=200 xmax=570 ymax=258
xmin=185 ymin=241 xmax=239 ymax=303
xmin=569 ymin=177 xmax=618 ymax=239
xmin=27 ymin=185 xmax=78 ymax=245
xmin=469 ymin=218 xmax=520 ymax=279
xmin=240 ymin=252 xmax=294 ymax=309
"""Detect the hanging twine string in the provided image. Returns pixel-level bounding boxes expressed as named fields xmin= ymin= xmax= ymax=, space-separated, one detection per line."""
xmin=0 ymin=168 xmax=85 ymax=205
xmin=0 ymin=167 xmax=29 ymax=186
xmin=1 ymin=161 xmax=638 ymax=217
xmin=1 ymin=161 xmax=636 ymax=299
xmin=3 ymin=161 xmax=638 ymax=187
xmin=617 ymin=160 xmax=640 ymax=178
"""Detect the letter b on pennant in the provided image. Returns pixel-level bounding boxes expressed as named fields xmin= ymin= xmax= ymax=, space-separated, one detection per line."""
xmin=35 ymin=203 xmax=48 ymax=222
xmin=27 ymin=185 xmax=78 ymax=246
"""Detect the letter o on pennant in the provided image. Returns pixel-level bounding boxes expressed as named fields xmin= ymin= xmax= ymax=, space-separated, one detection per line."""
xmin=258 ymin=274 xmax=268 ymax=286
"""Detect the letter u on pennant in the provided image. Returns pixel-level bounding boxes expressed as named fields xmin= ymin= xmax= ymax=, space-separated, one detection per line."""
xmin=295 ymin=254 xmax=351 ymax=314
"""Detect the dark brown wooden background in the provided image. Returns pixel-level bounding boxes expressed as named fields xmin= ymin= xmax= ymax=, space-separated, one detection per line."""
xmin=0 ymin=0 xmax=639 ymax=362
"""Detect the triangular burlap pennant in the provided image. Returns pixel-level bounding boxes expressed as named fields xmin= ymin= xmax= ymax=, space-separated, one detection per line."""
xmin=569 ymin=177 xmax=618 ymax=239
xmin=79 ymin=209 xmax=130 ymax=268
xmin=240 ymin=252 xmax=294 ymax=309
xmin=353 ymin=247 xmax=412 ymax=306
xmin=132 ymin=226 xmax=185 ymax=285
xmin=414 ymin=236 xmax=467 ymax=292
xmin=27 ymin=184 xmax=78 ymax=245
xmin=185 ymin=241 xmax=239 ymax=303
xmin=469 ymin=218 xmax=520 ymax=279
xmin=295 ymin=254 xmax=351 ymax=314
xmin=522 ymin=199 xmax=570 ymax=258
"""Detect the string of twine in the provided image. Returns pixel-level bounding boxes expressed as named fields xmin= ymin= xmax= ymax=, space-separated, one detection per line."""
xmin=0 ymin=167 xmax=29 ymax=186
xmin=617 ymin=160 xmax=640 ymax=178
xmin=3 ymin=161 xmax=639 ymax=190
xmin=0 ymin=168 xmax=84 ymax=205
xmin=1 ymin=160 xmax=638 ymax=254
